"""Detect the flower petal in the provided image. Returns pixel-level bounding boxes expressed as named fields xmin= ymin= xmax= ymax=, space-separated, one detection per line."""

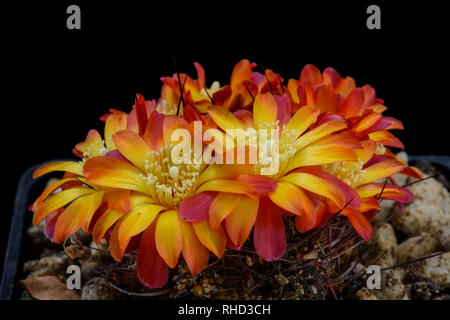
xmin=287 ymin=145 xmax=357 ymax=171
xmin=33 ymin=161 xmax=83 ymax=179
xmin=368 ymin=131 xmax=404 ymax=149
xmin=253 ymin=198 xmax=286 ymax=261
xmin=112 ymin=130 xmax=151 ymax=171
xmin=338 ymin=88 xmax=365 ymax=119
xmin=281 ymin=172 xmax=345 ymax=208
xmin=235 ymin=174 xmax=277 ymax=195
xmin=92 ymin=209 xmax=124 ymax=244
xmin=77 ymin=191 xmax=105 ymax=232
xmin=253 ymin=92 xmax=277 ymax=129
xmin=33 ymin=187 xmax=96 ymax=226
xmin=268 ymin=181 xmax=314 ymax=216
xmin=344 ymin=211 xmax=373 ymax=241
xmin=230 ymin=59 xmax=256 ymax=89
xmin=284 ymin=105 xmax=320 ymax=139
xmin=137 ymin=220 xmax=169 ymax=289
xmin=180 ymin=219 xmax=210 ymax=275
xmin=118 ymin=203 xmax=164 ymax=250
xmin=295 ymin=120 xmax=347 ymax=150
xmin=207 ymin=106 xmax=246 ymax=131
xmin=196 ymin=179 xmax=254 ymax=195
xmin=209 ymin=192 xmax=241 ymax=229
xmin=192 ymin=220 xmax=226 ymax=258
xmin=225 ymin=196 xmax=259 ymax=247
xmin=178 ymin=192 xmax=216 ymax=223
xmin=154 ymin=210 xmax=182 ymax=268
xmin=84 ymin=156 xmax=149 ymax=194
xmin=360 ymin=159 xmax=405 ymax=185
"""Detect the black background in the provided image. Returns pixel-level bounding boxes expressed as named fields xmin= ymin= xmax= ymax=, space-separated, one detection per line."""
xmin=2 ymin=1 xmax=448 ymax=286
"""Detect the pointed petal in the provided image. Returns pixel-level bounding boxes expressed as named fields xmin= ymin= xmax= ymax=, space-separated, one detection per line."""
xmin=368 ymin=131 xmax=404 ymax=149
xmin=274 ymin=94 xmax=291 ymax=127
xmin=344 ymin=211 xmax=373 ymax=241
xmin=268 ymin=181 xmax=314 ymax=216
xmin=137 ymin=221 xmax=169 ymax=289
xmin=338 ymin=88 xmax=365 ymax=118
xmin=355 ymin=140 xmax=377 ymax=164
xmin=225 ymin=196 xmax=259 ymax=248
xmin=287 ymin=145 xmax=357 ymax=171
xmin=155 ymin=210 xmax=182 ymax=268
xmin=360 ymin=159 xmax=405 ymax=185
xmin=178 ymin=192 xmax=215 ymax=223
xmin=32 ymin=178 xmax=81 ymax=211
xmin=44 ymin=209 xmax=62 ymax=242
xmin=118 ymin=203 xmax=164 ymax=249
xmin=77 ymin=191 xmax=105 ymax=232
xmin=180 ymin=219 xmax=210 ymax=274
xmin=281 ymin=172 xmax=345 ymax=208
xmin=209 ymin=193 xmax=241 ymax=229
xmin=285 ymin=105 xmax=320 ymax=139
xmin=33 ymin=161 xmax=83 ymax=179
xmin=253 ymin=92 xmax=277 ymax=129
xmin=104 ymin=189 xmax=131 ymax=212
xmin=295 ymin=120 xmax=347 ymax=150
xmin=196 ymin=179 xmax=254 ymax=195
xmin=253 ymin=198 xmax=286 ymax=261
xmin=104 ymin=112 xmax=128 ymax=150
xmin=235 ymin=175 xmax=277 ymax=195
xmin=230 ymin=59 xmax=257 ymax=88
xmin=197 ymin=163 xmax=252 ymax=186
xmin=192 ymin=220 xmax=226 ymax=258
xmin=54 ymin=198 xmax=86 ymax=243
xmin=207 ymin=106 xmax=246 ymax=131
xmin=112 ymin=130 xmax=151 ymax=171
xmin=92 ymin=209 xmax=124 ymax=244
xmin=314 ymin=84 xmax=337 ymax=113
xmin=143 ymin=111 xmax=165 ymax=151
xmin=83 ymin=156 xmax=149 ymax=194
xmin=33 ymin=187 xmax=96 ymax=226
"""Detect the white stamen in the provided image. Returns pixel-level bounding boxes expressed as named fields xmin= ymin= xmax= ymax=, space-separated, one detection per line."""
xmin=169 ymin=166 xmax=179 ymax=179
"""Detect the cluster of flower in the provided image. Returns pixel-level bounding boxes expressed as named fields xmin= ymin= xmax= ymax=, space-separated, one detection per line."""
xmin=31 ymin=60 xmax=422 ymax=288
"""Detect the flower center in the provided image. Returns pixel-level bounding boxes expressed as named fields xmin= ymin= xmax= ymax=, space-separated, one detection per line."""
xmin=250 ymin=123 xmax=298 ymax=180
xmin=322 ymin=160 xmax=366 ymax=188
xmin=139 ymin=144 xmax=202 ymax=209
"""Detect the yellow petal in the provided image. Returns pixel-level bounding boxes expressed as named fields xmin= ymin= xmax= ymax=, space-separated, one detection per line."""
xmin=287 ymin=145 xmax=357 ymax=172
xmin=295 ymin=120 xmax=347 ymax=150
xmin=33 ymin=161 xmax=83 ymax=179
xmin=281 ymin=172 xmax=345 ymax=208
xmin=78 ymin=191 xmax=106 ymax=232
xmin=118 ymin=203 xmax=165 ymax=249
xmin=155 ymin=210 xmax=182 ymax=268
xmin=284 ymin=106 xmax=320 ymax=138
xmin=180 ymin=219 xmax=210 ymax=275
xmin=360 ymin=159 xmax=405 ymax=185
xmin=209 ymin=193 xmax=241 ymax=229
xmin=253 ymin=92 xmax=277 ymax=129
xmin=197 ymin=163 xmax=252 ymax=186
xmin=192 ymin=220 xmax=226 ymax=258
xmin=225 ymin=195 xmax=259 ymax=247
xmin=93 ymin=209 xmax=124 ymax=244
xmin=196 ymin=179 xmax=254 ymax=195
xmin=207 ymin=106 xmax=246 ymax=131
xmin=84 ymin=156 xmax=149 ymax=194
xmin=112 ymin=130 xmax=151 ymax=171
xmin=268 ymin=181 xmax=313 ymax=215
xmin=33 ymin=187 xmax=96 ymax=226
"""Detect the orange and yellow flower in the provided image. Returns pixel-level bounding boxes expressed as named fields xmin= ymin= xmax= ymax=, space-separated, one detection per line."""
xmin=31 ymin=60 xmax=418 ymax=289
